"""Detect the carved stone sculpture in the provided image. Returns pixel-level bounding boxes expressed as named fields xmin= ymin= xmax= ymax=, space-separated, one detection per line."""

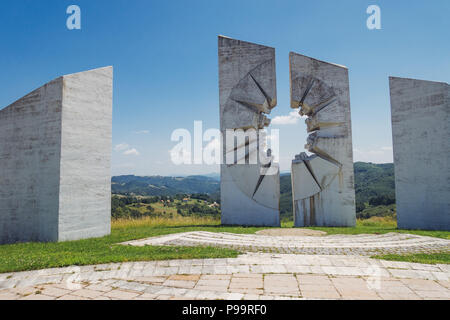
xmin=219 ymin=36 xmax=280 ymax=226
xmin=290 ymin=52 xmax=356 ymax=227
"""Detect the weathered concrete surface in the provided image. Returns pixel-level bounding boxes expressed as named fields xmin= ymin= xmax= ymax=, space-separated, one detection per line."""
xmin=0 ymin=67 xmax=113 ymax=243
xmin=0 ymin=77 xmax=63 ymax=243
xmin=289 ymin=52 xmax=356 ymax=227
xmin=389 ymin=77 xmax=450 ymax=231
xmin=218 ymin=36 xmax=280 ymax=226
xmin=1 ymin=253 xmax=450 ymax=300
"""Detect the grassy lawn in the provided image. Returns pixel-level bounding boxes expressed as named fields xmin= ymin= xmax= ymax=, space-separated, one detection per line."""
xmin=0 ymin=217 xmax=248 ymax=274
xmin=305 ymin=217 xmax=450 ymax=240
xmin=0 ymin=216 xmax=448 ymax=273
xmin=373 ymin=253 xmax=450 ymax=265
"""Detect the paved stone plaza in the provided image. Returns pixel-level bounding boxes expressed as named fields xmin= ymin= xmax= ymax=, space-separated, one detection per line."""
xmin=1 ymin=232 xmax=449 ymax=300
xmin=122 ymin=231 xmax=450 ymax=256
xmin=0 ymin=252 xmax=449 ymax=300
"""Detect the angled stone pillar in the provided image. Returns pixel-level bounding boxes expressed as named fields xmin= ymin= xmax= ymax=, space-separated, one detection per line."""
xmin=290 ymin=52 xmax=356 ymax=227
xmin=389 ymin=77 xmax=450 ymax=231
xmin=0 ymin=66 xmax=113 ymax=244
xmin=218 ymin=36 xmax=280 ymax=226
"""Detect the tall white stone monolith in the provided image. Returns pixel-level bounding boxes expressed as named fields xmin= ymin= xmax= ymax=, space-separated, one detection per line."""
xmin=389 ymin=76 xmax=450 ymax=231
xmin=0 ymin=67 xmax=113 ymax=243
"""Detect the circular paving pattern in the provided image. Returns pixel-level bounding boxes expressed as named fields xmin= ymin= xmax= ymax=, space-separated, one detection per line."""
xmin=256 ymin=228 xmax=327 ymax=236
xmin=1 ymin=232 xmax=449 ymax=300
xmin=121 ymin=231 xmax=450 ymax=256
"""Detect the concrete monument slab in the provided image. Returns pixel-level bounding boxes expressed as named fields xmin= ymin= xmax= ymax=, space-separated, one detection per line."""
xmin=218 ymin=36 xmax=280 ymax=226
xmin=389 ymin=76 xmax=450 ymax=231
xmin=0 ymin=66 xmax=113 ymax=243
xmin=289 ymin=52 xmax=356 ymax=227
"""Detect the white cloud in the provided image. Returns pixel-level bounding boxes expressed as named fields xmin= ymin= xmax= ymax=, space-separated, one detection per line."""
xmin=133 ymin=130 xmax=150 ymax=134
xmin=114 ymin=143 xmax=129 ymax=152
xmin=271 ymin=111 xmax=305 ymax=125
xmin=114 ymin=143 xmax=141 ymax=156
xmin=353 ymin=146 xmax=393 ymax=163
xmin=123 ymin=148 xmax=140 ymax=156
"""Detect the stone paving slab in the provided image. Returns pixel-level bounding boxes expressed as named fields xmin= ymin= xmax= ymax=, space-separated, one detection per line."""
xmin=120 ymin=231 xmax=450 ymax=256
xmin=0 ymin=253 xmax=449 ymax=300
xmin=255 ymin=229 xmax=327 ymax=236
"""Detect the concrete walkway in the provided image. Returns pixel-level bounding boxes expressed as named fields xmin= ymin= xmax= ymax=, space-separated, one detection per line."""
xmin=0 ymin=253 xmax=449 ymax=300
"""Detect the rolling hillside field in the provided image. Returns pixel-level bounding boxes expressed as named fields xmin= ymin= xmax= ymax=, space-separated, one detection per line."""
xmin=112 ymin=175 xmax=220 ymax=196
xmin=112 ymin=194 xmax=220 ymax=220
xmin=112 ymin=162 xmax=396 ymax=221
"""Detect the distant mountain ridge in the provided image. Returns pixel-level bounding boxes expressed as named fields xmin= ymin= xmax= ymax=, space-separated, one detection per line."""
xmin=112 ymin=162 xmax=395 ymax=215
xmin=112 ymin=175 xmax=220 ymax=196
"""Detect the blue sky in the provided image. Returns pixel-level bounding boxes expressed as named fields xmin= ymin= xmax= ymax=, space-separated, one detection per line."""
xmin=1 ymin=0 xmax=449 ymax=176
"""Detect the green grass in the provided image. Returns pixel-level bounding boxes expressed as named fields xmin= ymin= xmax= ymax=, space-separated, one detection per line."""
xmin=373 ymin=252 xmax=450 ymax=265
xmin=0 ymin=216 xmax=448 ymax=273
xmin=308 ymin=217 xmax=450 ymax=240
xmin=0 ymin=217 xmax=257 ymax=274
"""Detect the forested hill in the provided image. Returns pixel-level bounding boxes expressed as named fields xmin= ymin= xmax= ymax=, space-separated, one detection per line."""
xmin=354 ymin=162 xmax=395 ymax=205
xmin=112 ymin=162 xmax=395 ymax=213
xmin=112 ymin=175 xmax=220 ymax=196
